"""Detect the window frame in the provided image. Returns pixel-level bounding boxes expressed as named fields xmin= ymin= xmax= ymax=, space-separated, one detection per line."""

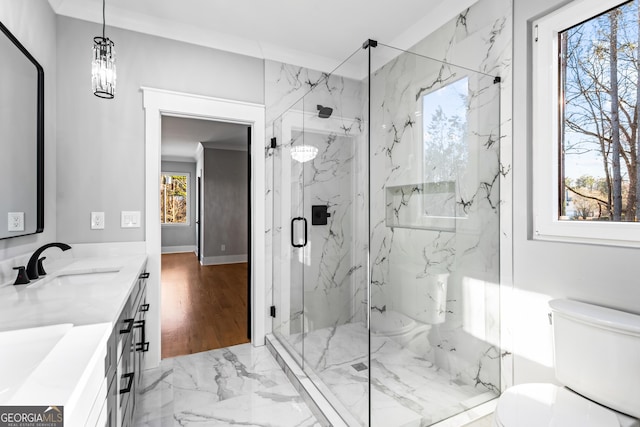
xmin=532 ymin=0 xmax=640 ymax=247
xmin=160 ymin=171 xmax=191 ymax=227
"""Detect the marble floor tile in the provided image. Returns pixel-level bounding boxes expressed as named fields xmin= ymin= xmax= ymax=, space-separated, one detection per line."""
xmin=297 ymin=322 xmax=498 ymax=426
xmin=134 ymin=343 xmax=321 ymax=427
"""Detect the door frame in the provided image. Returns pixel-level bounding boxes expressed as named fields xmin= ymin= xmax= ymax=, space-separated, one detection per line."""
xmin=142 ymin=87 xmax=266 ymax=369
xmin=196 ymin=176 xmax=202 ymax=260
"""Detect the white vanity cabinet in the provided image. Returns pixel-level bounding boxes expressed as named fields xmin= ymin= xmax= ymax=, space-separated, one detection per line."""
xmin=99 ymin=267 xmax=150 ymax=427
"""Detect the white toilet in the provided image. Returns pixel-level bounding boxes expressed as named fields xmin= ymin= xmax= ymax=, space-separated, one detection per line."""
xmin=493 ymin=299 xmax=640 ymax=427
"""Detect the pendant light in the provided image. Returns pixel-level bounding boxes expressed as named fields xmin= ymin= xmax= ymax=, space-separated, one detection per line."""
xmin=92 ymin=0 xmax=116 ymax=99
xmin=291 ymin=145 xmax=319 ymax=163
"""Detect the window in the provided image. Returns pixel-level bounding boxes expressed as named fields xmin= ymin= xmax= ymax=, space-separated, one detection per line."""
xmin=533 ymin=0 xmax=640 ymax=246
xmin=160 ymin=172 xmax=189 ymax=225
xmin=422 ymin=76 xmax=469 ymax=220
xmin=385 ymin=76 xmax=473 ymax=232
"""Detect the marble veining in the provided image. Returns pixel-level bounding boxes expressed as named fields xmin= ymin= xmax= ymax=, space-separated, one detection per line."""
xmin=134 ymin=344 xmax=320 ymax=427
xmin=293 ymin=322 xmax=498 ymax=426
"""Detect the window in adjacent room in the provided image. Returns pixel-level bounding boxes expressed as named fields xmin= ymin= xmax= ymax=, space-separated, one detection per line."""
xmin=532 ymin=0 xmax=640 ymax=246
xmin=160 ymin=172 xmax=189 ymax=225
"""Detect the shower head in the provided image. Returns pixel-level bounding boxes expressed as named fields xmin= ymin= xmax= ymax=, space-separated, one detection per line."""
xmin=317 ymin=105 xmax=333 ymax=119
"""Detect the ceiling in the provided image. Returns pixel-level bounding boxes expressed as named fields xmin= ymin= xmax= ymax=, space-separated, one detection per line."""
xmin=48 ymin=0 xmax=477 ymax=160
xmin=161 ymin=116 xmax=248 ymax=162
xmin=48 ymin=0 xmax=478 ymax=74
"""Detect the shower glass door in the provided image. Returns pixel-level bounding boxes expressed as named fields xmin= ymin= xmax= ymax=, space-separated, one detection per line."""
xmin=272 ymin=46 xmax=371 ymax=425
xmin=272 ymin=98 xmax=305 ymax=367
xmin=298 ymin=47 xmax=370 ymax=425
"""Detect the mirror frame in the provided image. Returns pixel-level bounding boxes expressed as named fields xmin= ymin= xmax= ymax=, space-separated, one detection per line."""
xmin=0 ymin=21 xmax=44 ymax=240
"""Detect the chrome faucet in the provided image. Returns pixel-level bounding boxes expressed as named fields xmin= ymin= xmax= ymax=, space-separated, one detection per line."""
xmin=26 ymin=242 xmax=72 ymax=280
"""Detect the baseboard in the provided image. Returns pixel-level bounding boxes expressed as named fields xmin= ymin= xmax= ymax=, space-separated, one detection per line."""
xmin=161 ymin=245 xmax=197 ymax=254
xmin=201 ymin=254 xmax=248 ymax=265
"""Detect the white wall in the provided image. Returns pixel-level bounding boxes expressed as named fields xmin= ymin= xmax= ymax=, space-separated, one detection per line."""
xmin=55 ymin=16 xmax=264 ymax=244
xmin=0 ymin=1 xmax=57 ymax=265
xmin=513 ymin=0 xmax=640 ymax=384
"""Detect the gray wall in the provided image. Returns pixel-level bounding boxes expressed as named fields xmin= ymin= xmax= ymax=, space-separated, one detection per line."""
xmin=161 ymin=160 xmax=196 ymax=249
xmin=0 ymin=1 xmax=57 ymax=260
xmin=55 ymin=16 xmax=264 ymax=243
xmin=203 ymin=148 xmax=248 ymax=258
xmin=513 ymin=0 xmax=640 ymax=384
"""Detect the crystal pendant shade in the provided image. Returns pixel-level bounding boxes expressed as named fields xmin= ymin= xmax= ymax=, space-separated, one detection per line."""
xmin=92 ymin=36 xmax=116 ymax=99
xmin=291 ymin=145 xmax=318 ymax=163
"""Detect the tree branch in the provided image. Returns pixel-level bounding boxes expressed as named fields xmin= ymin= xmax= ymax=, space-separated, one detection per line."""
xmin=566 ymin=184 xmax=610 ymax=206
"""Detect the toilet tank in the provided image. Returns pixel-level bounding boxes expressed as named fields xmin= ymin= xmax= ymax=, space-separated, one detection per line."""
xmin=549 ymin=299 xmax=640 ymax=418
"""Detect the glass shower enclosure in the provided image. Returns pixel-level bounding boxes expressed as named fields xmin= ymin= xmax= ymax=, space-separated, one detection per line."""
xmin=271 ymin=41 xmax=501 ymax=426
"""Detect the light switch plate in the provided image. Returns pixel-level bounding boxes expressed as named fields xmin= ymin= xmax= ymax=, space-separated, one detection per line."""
xmin=121 ymin=211 xmax=141 ymax=228
xmin=8 ymin=212 xmax=24 ymax=232
xmin=91 ymin=212 xmax=105 ymax=229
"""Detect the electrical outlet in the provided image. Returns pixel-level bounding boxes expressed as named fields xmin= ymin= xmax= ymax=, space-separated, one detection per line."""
xmin=221 ymin=244 xmax=226 ymax=251
xmin=91 ymin=212 xmax=105 ymax=230
xmin=7 ymin=212 xmax=24 ymax=232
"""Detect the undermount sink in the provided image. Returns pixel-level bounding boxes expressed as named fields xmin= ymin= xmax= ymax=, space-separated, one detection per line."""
xmin=0 ymin=323 xmax=73 ymax=404
xmin=51 ymin=271 xmax=119 ymax=286
xmin=29 ymin=270 xmax=119 ymax=289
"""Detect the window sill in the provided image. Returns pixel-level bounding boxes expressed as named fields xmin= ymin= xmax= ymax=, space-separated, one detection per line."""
xmin=534 ymin=219 xmax=640 ymax=248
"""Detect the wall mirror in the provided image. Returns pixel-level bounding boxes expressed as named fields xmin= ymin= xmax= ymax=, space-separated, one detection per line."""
xmin=0 ymin=21 xmax=44 ymax=240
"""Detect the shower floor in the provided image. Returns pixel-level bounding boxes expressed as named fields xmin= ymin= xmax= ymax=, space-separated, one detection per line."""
xmin=289 ymin=322 xmax=497 ymax=427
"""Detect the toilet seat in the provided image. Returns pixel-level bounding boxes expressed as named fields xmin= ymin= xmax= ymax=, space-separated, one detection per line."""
xmin=494 ymin=384 xmax=639 ymax=427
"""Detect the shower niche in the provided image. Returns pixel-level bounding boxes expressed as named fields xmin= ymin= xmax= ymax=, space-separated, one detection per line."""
xmin=385 ymin=182 xmax=461 ymax=231
xmin=269 ymin=38 xmax=501 ymax=426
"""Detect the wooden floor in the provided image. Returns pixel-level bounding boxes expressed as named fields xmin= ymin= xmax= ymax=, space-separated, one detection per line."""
xmin=161 ymin=252 xmax=249 ymax=359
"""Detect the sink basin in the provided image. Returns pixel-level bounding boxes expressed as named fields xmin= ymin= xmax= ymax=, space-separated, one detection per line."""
xmin=29 ymin=270 xmax=119 ymax=289
xmin=52 ymin=271 xmax=119 ymax=286
xmin=0 ymin=323 xmax=73 ymax=404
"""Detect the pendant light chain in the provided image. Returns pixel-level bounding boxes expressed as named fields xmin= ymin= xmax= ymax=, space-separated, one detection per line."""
xmin=102 ymin=0 xmax=106 ymax=39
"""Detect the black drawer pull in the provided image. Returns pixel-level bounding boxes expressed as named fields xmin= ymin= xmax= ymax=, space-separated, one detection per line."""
xmin=119 ymin=318 xmax=135 ymax=334
xmin=134 ymin=320 xmax=148 ymax=352
xmin=119 ymin=372 xmax=134 ymax=394
xmin=139 ymin=272 xmax=150 ymax=279
xmin=139 ymin=303 xmax=150 ymax=312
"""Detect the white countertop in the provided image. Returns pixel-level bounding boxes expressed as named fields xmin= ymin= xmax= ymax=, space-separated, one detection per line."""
xmin=0 ymin=254 xmax=147 ymax=332
xmin=0 ymin=253 xmax=147 ymax=425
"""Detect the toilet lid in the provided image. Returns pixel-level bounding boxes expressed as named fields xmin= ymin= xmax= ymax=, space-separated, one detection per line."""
xmin=495 ymin=384 xmax=639 ymax=427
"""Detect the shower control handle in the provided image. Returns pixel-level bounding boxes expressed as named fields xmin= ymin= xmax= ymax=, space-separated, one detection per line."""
xmin=291 ymin=217 xmax=308 ymax=248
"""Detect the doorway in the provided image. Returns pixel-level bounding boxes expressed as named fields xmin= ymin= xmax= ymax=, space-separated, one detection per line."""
xmin=160 ymin=116 xmax=251 ymax=358
xmin=142 ymin=88 xmax=267 ymax=369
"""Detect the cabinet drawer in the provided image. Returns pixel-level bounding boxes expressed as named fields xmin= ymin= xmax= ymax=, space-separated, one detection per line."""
xmin=102 ymin=265 xmax=149 ymax=427
xmin=116 ymin=329 xmax=135 ymax=425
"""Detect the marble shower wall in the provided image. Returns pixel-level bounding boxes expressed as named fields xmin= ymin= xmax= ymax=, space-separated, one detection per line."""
xmin=265 ymin=58 xmax=368 ymax=337
xmin=369 ymin=0 xmax=510 ymax=393
xmin=264 ymin=0 xmax=513 ymax=395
